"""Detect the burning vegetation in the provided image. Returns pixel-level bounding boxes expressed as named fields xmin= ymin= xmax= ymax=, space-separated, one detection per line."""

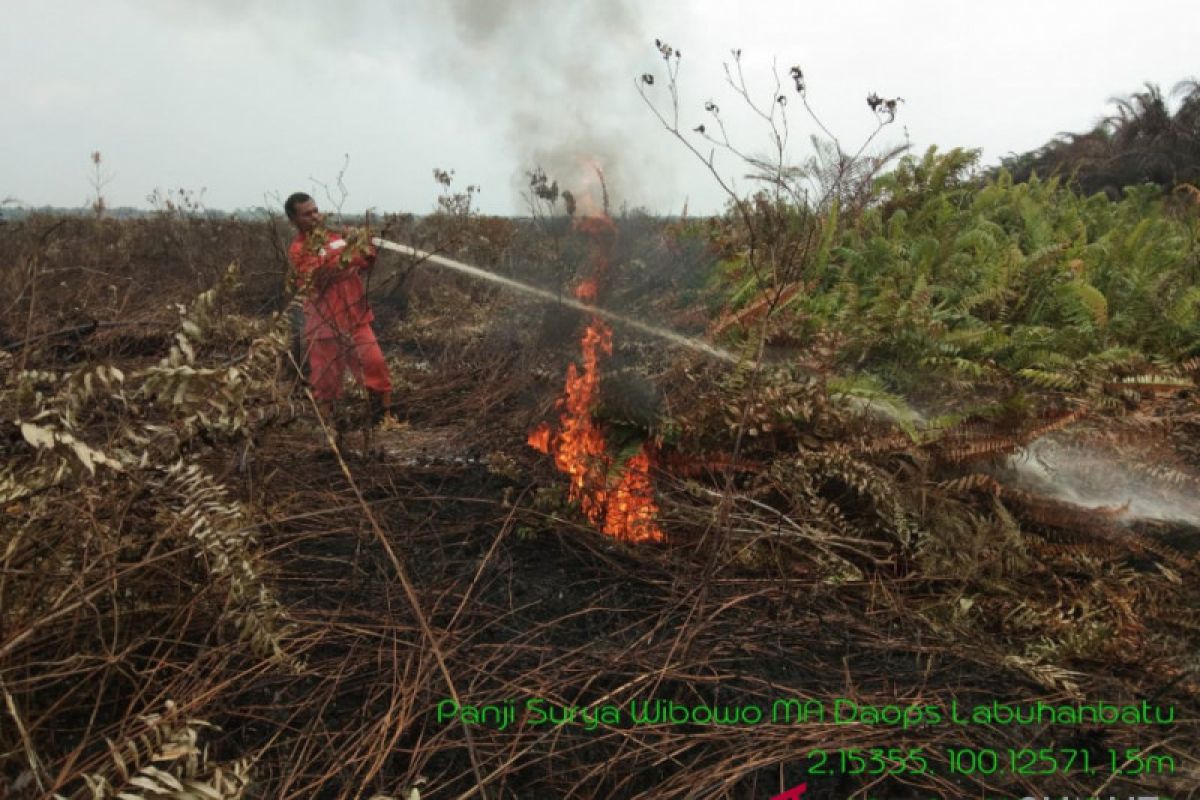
xmin=2 ymin=49 xmax=1200 ymax=800
xmin=527 ymin=210 xmax=664 ymax=543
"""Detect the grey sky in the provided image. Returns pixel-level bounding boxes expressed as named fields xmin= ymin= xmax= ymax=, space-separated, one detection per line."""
xmin=2 ymin=1 xmax=1197 ymax=215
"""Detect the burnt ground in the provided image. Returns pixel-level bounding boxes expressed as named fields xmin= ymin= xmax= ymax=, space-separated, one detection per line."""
xmin=157 ymin=275 xmax=1199 ymax=799
xmin=3 ymin=218 xmax=1198 ymax=800
xmin=187 ymin=399 xmax=1199 ymax=799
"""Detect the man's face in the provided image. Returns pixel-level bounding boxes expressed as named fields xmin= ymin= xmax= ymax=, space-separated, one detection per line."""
xmin=290 ymin=199 xmax=322 ymax=234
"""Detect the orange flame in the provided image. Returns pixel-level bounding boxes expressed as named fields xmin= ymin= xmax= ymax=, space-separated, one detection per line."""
xmin=603 ymin=450 xmax=663 ymax=543
xmin=527 ymin=209 xmax=664 ymax=543
xmin=527 ymin=423 xmax=551 ymax=453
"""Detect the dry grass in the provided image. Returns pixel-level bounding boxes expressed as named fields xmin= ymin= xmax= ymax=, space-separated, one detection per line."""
xmin=0 ymin=214 xmax=1197 ymax=799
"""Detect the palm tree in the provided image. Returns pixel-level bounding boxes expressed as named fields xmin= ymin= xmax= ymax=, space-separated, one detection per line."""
xmin=1105 ymin=83 xmax=1183 ymax=187
xmin=998 ymin=78 xmax=1200 ymax=195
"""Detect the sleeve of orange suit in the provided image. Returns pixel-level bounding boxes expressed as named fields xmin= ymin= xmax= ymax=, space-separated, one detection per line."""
xmin=289 ymin=237 xmax=344 ymax=290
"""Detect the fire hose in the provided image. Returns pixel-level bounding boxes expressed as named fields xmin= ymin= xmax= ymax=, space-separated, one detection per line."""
xmin=370 ymin=237 xmax=738 ymax=363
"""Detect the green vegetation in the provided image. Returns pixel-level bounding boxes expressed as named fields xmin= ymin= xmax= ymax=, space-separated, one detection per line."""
xmin=778 ymin=147 xmax=1199 ymax=405
xmin=0 ymin=57 xmax=1197 ymax=800
xmin=1001 ymin=79 xmax=1200 ymax=195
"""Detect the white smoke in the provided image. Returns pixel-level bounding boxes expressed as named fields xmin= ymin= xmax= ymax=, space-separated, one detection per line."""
xmin=138 ymin=0 xmax=677 ymax=212
xmin=418 ymin=0 xmax=670 ymax=212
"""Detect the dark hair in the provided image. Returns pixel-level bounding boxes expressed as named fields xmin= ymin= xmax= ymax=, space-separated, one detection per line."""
xmin=284 ymin=192 xmax=313 ymax=219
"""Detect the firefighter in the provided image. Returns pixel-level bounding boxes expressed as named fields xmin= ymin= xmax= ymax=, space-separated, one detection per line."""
xmin=284 ymin=192 xmax=393 ymax=423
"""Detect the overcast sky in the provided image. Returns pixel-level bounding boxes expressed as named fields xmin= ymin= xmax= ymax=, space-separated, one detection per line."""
xmin=3 ymin=1 xmax=1197 ymax=216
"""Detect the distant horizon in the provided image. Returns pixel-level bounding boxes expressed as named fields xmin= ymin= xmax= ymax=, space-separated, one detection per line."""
xmin=0 ymin=129 xmax=1182 ymax=220
xmin=0 ymin=202 xmax=710 ymax=220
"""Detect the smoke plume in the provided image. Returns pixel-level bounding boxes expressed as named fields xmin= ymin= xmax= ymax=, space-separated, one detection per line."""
xmin=134 ymin=0 xmax=677 ymax=212
xmin=421 ymin=0 xmax=666 ymax=212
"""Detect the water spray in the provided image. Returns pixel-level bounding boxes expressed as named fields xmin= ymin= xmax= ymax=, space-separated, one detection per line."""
xmin=369 ymin=244 xmax=1200 ymax=535
xmin=371 ymin=237 xmax=739 ymax=364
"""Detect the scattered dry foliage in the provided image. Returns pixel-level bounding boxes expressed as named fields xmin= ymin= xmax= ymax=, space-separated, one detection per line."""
xmin=2 ymin=147 xmax=1198 ymax=799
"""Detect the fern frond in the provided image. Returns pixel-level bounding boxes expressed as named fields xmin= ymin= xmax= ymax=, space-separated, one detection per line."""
xmin=1103 ymin=374 xmax=1193 ymax=395
xmin=78 ymin=702 xmax=251 ymax=800
xmin=1058 ymin=280 xmax=1108 ymax=327
xmin=1017 ymin=368 xmax=1080 ymax=390
xmin=938 ymin=473 xmax=1002 ymax=495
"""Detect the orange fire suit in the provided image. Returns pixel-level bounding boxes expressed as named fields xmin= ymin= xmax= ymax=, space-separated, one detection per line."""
xmin=288 ymin=230 xmax=392 ymax=402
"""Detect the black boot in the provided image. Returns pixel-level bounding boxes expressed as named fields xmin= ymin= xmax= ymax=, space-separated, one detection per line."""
xmin=368 ymin=391 xmax=390 ymax=426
